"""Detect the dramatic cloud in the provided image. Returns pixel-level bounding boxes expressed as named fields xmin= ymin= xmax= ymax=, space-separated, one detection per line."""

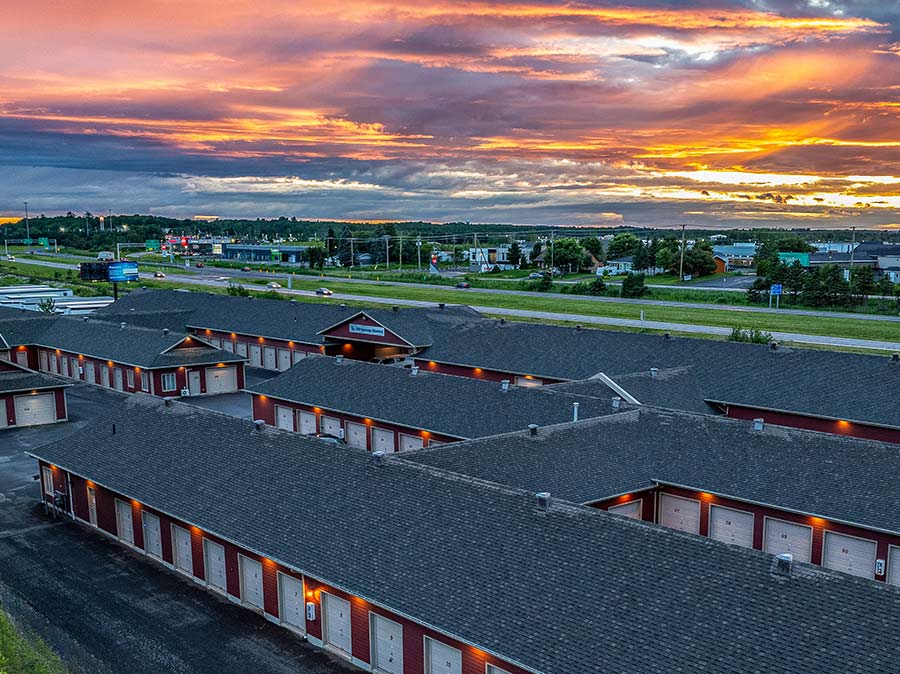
xmin=1 ymin=0 xmax=899 ymax=227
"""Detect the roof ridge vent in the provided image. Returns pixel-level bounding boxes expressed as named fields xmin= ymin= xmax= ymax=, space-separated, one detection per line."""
xmin=774 ymin=552 xmax=793 ymax=576
xmin=611 ymin=396 xmax=621 ymax=409
xmin=120 ymin=322 xmax=126 ymax=330
xmin=410 ymin=365 xmax=419 ymax=376
xmin=892 ymin=353 xmax=899 ymax=363
xmin=769 ymin=340 xmax=778 ymax=351
xmin=163 ymin=328 xmax=170 ymax=335
xmin=575 ymin=324 xmax=582 ymax=332
xmin=535 ymin=492 xmax=551 ymax=511
xmin=500 ymin=379 xmax=510 ymax=392
xmin=82 ymin=316 xmax=89 ymax=322
xmin=335 ymin=355 xmax=344 ymax=363
xmin=392 ymin=305 xmax=399 ymax=312
xmin=253 ymin=419 xmax=265 ymax=431
xmin=650 ymin=367 xmax=659 ymax=379
xmin=664 ymin=332 xmax=671 ymax=340
xmin=372 ymin=450 xmax=387 ymax=465
xmin=528 ymin=423 xmax=538 ymax=436
xmin=753 ymin=418 xmax=765 ymax=431
xmin=572 ymin=401 xmax=579 ymax=421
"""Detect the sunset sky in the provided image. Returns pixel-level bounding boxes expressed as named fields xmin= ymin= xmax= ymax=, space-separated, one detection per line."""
xmin=2 ymin=0 xmax=900 ymax=228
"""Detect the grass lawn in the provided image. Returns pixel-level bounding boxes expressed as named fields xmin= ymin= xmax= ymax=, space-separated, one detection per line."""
xmin=3 ymin=259 xmax=897 ymax=345
xmin=243 ymin=275 xmax=900 ymax=343
xmin=0 ymin=608 xmax=67 ymax=674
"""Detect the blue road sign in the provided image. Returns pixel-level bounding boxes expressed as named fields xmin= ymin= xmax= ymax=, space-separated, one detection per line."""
xmin=770 ymin=283 xmax=783 ymax=296
xmin=107 ymin=261 xmax=139 ymax=282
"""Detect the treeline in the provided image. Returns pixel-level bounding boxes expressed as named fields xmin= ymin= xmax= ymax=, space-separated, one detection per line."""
xmin=749 ymin=237 xmax=899 ymax=310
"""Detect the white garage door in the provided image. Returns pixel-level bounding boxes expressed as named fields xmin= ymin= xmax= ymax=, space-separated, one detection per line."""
xmin=61 ymin=357 xmax=69 ymax=378
xmin=204 ymin=539 xmax=228 ymax=592
xmin=321 ymin=416 xmax=341 ymax=438
xmin=142 ymin=512 xmax=162 ymax=559
xmin=323 ymin=592 xmax=352 ymax=656
xmin=399 ymin=433 xmax=424 ymax=452
xmin=115 ymin=500 xmax=134 ymax=545
xmin=15 ymin=351 xmax=28 ymax=367
xmin=371 ymin=613 xmax=403 ymax=674
xmin=372 ymin=428 xmax=394 ymax=453
xmin=14 ymin=393 xmax=56 ymax=427
xmin=277 ymin=348 xmax=292 ymax=371
xmin=209 ymin=337 xmax=222 ymax=348
xmin=292 ymin=351 xmax=307 ymax=365
xmin=346 ymin=421 xmax=367 ymax=449
xmin=764 ymin=518 xmax=812 ymax=563
xmin=889 ymin=547 xmax=900 ymax=587
xmin=276 ymin=406 xmax=295 ymax=431
xmin=206 ymin=366 xmax=237 ymax=394
xmin=173 ymin=525 xmax=194 ymax=575
xmin=608 ymin=500 xmax=642 ymax=520
xmin=426 ymin=638 xmax=462 ymax=674
xmin=823 ymin=531 xmax=877 ymax=579
xmin=263 ymin=346 xmax=277 ymax=370
xmin=659 ymin=494 xmax=700 ymax=535
xmin=222 ymin=339 xmax=235 ymax=352
xmin=279 ymin=573 xmax=306 ymax=633
xmin=240 ymin=555 xmax=264 ymax=609
xmin=114 ymin=368 xmax=124 ymax=391
xmin=236 ymin=341 xmax=248 ymax=358
xmin=39 ymin=351 xmax=48 ymax=371
xmin=709 ymin=505 xmax=754 ymax=548
xmin=249 ymin=344 xmax=262 ymax=367
xmin=85 ymin=363 xmax=96 ymax=384
xmin=298 ymin=411 xmax=317 ymax=435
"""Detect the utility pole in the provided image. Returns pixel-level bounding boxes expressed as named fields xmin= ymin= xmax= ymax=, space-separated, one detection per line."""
xmin=473 ymin=232 xmax=478 ymax=272
xmin=109 ymin=209 xmax=113 ymax=231
xmin=678 ymin=223 xmax=687 ymax=281
xmin=384 ymin=235 xmax=390 ymax=271
xmin=23 ymin=201 xmax=29 ymax=242
xmin=85 ymin=213 xmax=90 ymax=237
xmin=848 ymin=226 xmax=857 ymax=289
xmin=399 ymin=235 xmax=403 ymax=269
xmin=550 ymin=231 xmax=555 ymax=278
xmin=350 ymin=237 xmax=355 ymax=269
xmin=416 ymin=237 xmax=422 ymax=271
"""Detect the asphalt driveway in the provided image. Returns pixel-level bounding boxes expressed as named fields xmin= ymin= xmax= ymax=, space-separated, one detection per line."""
xmin=0 ymin=382 xmax=354 ymax=674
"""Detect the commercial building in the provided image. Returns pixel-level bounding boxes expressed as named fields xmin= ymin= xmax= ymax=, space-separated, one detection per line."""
xmin=30 ymin=396 xmax=900 ymax=674
xmin=247 ymin=355 xmax=615 ymax=450
xmin=0 ymin=310 xmax=245 ymax=397
xmin=410 ymin=407 xmax=900 ymax=584
xmin=0 ymin=358 xmax=70 ymax=429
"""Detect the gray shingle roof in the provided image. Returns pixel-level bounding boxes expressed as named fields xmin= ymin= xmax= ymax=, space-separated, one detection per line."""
xmin=28 ymin=396 xmax=900 ymax=674
xmin=0 ymin=362 xmax=70 ymax=394
xmin=551 ymin=346 xmax=900 ymax=429
xmin=409 ymin=407 xmax=900 ymax=535
xmin=1 ymin=309 xmax=244 ymax=369
xmin=95 ymin=288 xmax=479 ymax=346
xmin=247 ymin=356 xmax=618 ymax=438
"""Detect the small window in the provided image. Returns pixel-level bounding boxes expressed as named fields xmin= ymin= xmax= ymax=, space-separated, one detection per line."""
xmin=161 ymin=373 xmax=177 ymax=391
xmin=126 ymin=370 xmax=135 ymax=388
xmin=141 ymin=371 xmax=150 ymax=392
xmin=42 ymin=466 xmax=54 ymax=496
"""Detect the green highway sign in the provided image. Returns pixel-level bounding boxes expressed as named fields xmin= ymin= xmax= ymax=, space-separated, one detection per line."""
xmin=38 ymin=237 xmax=49 ymax=247
xmin=145 ymin=239 xmax=161 ymax=251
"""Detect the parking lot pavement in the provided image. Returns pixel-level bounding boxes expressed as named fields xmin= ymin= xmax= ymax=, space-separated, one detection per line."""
xmin=0 ymin=382 xmax=354 ymax=674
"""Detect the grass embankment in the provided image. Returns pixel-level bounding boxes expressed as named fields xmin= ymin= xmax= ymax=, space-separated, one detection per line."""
xmin=3 ymin=259 xmax=897 ymax=344
xmin=236 ymin=275 xmax=900 ymax=342
xmin=0 ymin=608 xmax=66 ymax=674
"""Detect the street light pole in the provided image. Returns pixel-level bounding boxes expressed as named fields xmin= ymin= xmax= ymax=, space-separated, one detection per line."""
xmin=417 ymin=238 xmax=422 ymax=271
xmin=678 ymin=223 xmax=687 ymax=281
xmin=23 ymin=201 xmax=29 ymax=241
xmin=550 ymin=231 xmax=555 ymax=278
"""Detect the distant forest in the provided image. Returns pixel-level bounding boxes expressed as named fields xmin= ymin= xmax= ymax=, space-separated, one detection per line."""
xmin=1 ymin=212 xmax=898 ymax=251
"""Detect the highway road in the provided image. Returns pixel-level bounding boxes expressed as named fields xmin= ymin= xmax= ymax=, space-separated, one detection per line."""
xmin=16 ymin=256 xmax=900 ymax=324
xmin=8 ymin=257 xmax=900 ymax=351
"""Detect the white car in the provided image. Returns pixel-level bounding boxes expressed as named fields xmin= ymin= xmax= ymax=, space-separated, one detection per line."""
xmin=266 ymin=282 xmax=282 ymax=289
xmin=5 ymin=254 xmax=14 ymax=261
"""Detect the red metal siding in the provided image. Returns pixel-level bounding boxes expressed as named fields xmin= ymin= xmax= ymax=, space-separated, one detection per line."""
xmin=54 ymin=389 xmax=67 ymax=419
xmin=724 ymin=405 xmax=900 ymax=445
xmin=131 ymin=504 xmax=145 ymax=550
xmin=191 ymin=527 xmax=206 ymax=580
xmin=251 ymin=394 xmax=459 ymax=449
xmin=70 ymin=474 xmax=89 ymax=519
xmin=590 ymin=489 xmax=656 ymax=522
xmin=415 ymin=359 xmax=564 ymax=385
xmin=2 ymin=396 xmax=13 ymax=426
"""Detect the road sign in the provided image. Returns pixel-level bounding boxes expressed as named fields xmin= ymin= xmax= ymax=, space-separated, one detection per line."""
xmin=145 ymin=239 xmax=161 ymax=251
xmin=770 ymin=284 xmax=783 ymax=296
xmin=107 ymin=261 xmax=139 ymax=282
xmin=38 ymin=237 xmax=49 ymax=247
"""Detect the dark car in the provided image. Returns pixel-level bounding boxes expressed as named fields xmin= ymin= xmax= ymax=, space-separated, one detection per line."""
xmin=241 ymin=266 xmax=252 ymax=272
xmin=153 ymin=271 xmax=166 ymax=278
xmin=315 ymin=287 xmax=333 ymax=296
xmin=455 ymin=281 xmax=471 ymax=289
xmin=195 ymin=262 xmax=205 ymax=268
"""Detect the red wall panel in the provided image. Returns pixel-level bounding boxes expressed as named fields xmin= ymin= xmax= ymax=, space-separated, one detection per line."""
xmin=414 ymin=359 xmax=564 ymax=385
xmin=725 ymin=405 xmax=900 ymax=445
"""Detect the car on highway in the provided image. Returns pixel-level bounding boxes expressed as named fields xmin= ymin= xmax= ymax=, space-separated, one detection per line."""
xmin=5 ymin=254 xmax=14 ymax=261
xmin=215 ymin=276 xmax=230 ymax=282
xmin=241 ymin=266 xmax=252 ymax=272
xmin=153 ymin=271 xmax=166 ymax=278
xmin=266 ymin=282 xmax=282 ymax=289
xmin=455 ymin=281 xmax=471 ymax=289
xmin=315 ymin=287 xmax=333 ymax=296
xmin=195 ymin=262 xmax=205 ymax=268
xmin=527 ymin=272 xmax=545 ymax=279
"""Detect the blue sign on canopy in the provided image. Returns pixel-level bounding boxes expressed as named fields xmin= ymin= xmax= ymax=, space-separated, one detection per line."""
xmin=107 ymin=261 xmax=139 ymax=282
xmin=770 ymin=283 xmax=783 ymax=296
